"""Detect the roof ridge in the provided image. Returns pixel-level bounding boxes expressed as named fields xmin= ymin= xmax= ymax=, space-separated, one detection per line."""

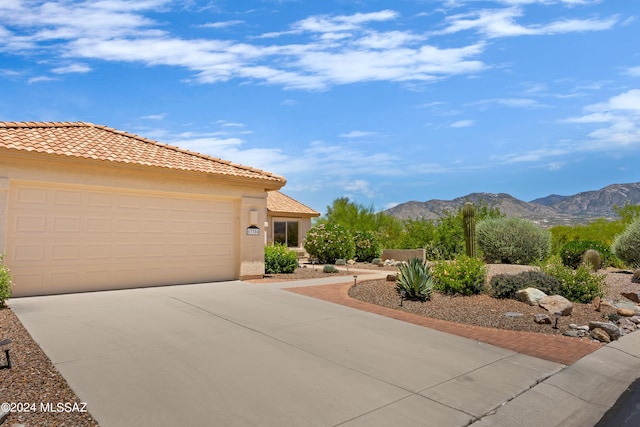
xmin=0 ymin=121 xmax=285 ymax=181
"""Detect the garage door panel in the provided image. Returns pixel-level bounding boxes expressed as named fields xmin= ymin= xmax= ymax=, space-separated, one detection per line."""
xmin=7 ymin=182 xmax=239 ymax=296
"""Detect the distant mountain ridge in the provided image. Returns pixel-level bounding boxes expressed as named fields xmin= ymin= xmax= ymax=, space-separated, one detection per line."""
xmin=384 ymin=182 xmax=640 ymax=226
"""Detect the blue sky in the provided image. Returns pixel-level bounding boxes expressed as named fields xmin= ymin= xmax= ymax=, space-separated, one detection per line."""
xmin=1 ymin=1 xmax=639 ymax=214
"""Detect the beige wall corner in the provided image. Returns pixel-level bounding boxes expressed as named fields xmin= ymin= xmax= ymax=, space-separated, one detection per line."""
xmin=0 ymin=177 xmax=8 ymax=255
xmin=239 ymin=195 xmax=268 ymax=278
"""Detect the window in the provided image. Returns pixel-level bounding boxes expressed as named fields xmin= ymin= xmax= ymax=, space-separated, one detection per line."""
xmin=274 ymin=221 xmax=299 ymax=247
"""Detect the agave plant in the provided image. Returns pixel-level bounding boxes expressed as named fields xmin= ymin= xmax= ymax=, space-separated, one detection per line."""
xmin=396 ymin=258 xmax=434 ymax=301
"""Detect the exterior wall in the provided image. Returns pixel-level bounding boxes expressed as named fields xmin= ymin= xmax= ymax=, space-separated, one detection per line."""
xmin=0 ymin=148 xmax=274 ymax=287
xmin=381 ymin=249 xmax=426 ymax=262
xmin=0 ymin=177 xmax=8 ymax=255
xmin=239 ymin=196 xmax=268 ymax=279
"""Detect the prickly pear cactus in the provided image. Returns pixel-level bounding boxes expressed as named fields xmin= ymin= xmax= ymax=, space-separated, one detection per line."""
xmin=462 ymin=202 xmax=477 ymax=258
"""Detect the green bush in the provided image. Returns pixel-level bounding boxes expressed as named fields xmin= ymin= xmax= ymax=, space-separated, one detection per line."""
xmin=323 ymin=264 xmax=339 ymax=273
xmin=396 ymin=258 xmax=434 ymax=301
xmin=431 ymin=256 xmax=487 ymax=296
xmin=477 ymin=217 xmax=550 ymax=265
xmin=540 ymin=257 xmax=605 ymax=303
xmin=264 ymin=244 xmax=298 ymax=274
xmin=0 ymin=254 xmax=13 ymax=308
xmin=353 ymin=230 xmax=382 ymax=263
xmin=613 ymin=218 xmax=640 ymax=267
xmin=559 ymin=240 xmax=613 ymax=269
xmin=489 ymin=271 xmax=560 ymax=299
xmin=304 ymin=222 xmax=356 ymax=264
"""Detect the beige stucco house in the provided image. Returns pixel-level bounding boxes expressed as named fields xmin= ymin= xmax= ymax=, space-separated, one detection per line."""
xmin=0 ymin=122 xmax=286 ymax=297
xmin=266 ymin=191 xmax=320 ymax=249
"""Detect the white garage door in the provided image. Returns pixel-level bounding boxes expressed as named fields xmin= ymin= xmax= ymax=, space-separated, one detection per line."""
xmin=7 ymin=181 xmax=239 ymax=296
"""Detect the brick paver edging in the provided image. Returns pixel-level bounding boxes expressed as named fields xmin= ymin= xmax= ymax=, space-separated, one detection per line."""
xmin=285 ymin=281 xmax=603 ymax=366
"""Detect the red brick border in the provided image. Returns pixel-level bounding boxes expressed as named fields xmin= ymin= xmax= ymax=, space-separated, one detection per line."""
xmin=285 ymin=281 xmax=603 ymax=366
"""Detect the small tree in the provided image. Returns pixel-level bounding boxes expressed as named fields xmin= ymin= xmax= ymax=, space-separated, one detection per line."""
xmin=304 ymin=222 xmax=355 ymax=264
xmin=353 ymin=230 xmax=382 ymax=262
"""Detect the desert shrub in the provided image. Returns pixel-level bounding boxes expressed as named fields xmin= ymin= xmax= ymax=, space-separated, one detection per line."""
xmin=335 ymin=259 xmax=346 ymax=265
xmin=431 ymin=256 xmax=487 ymax=296
xmin=559 ymin=240 xmax=613 ymax=269
xmin=612 ymin=218 xmax=640 ymax=267
xmin=489 ymin=271 xmax=560 ymax=299
xmin=264 ymin=244 xmax=298 ymax=274
xmin=396 ymin=258 xmax=434 ymax=301
xmin=323 ymin=264 xmax=339 ymax=273
xmin=304 ymin=222 xmax=355 ymax=264
xmin=477 ymin=217 xmax=550 ymax=265
xmin=632 ymin=268 xmax=640 ymax=284
xmin=353 ymin=230 xmax=382 ymax=263
xmin=371 ymin=258 xmax=382 ymax=266
xmin=0 ymin=254 xmax=12 ymax=308
xmin=540 ymin=257 xmax=605 ymax=303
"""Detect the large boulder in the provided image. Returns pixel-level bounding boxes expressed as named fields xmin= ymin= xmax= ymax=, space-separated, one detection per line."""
xmin=621 ymin=283 xmax=640 ymax=303
xmin=539 ymin=295 xmax=573 ymax=316
xmin=516 ymin=287 xmax=547 ymax=306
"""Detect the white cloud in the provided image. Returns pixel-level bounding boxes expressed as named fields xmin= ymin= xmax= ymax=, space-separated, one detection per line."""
xmin=450 ymin=119 xmax=475 ymax=128
xmin=141 ymin=113 xmax=167 ymax=120
xmin=27 ymin=75 xmax=56 ymax=84
xmin=293 ymin=10 xmax=398 ymax=33
xmin=342 ymin=179 xmax=376 ymax=198
xmin=624 ymin=66 xmax=640 ymax=77
xmin=340 ymin=130 xmax=375 ymax=138
xmin=0 ymin=2 xmax=487 ymax=90
xmin=51 ymin=63 xmax=91 ymax=74
xmin=436 ymin=7 xmax=617 ymax=38
xmin=503 ymin=89 xmax=640 ymax=164
xmin=199 ymin=20 xmax=244 ymax=29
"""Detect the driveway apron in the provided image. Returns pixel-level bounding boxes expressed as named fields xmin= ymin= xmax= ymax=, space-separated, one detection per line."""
xmin=10 ymin=278 xmax=563 ymax=427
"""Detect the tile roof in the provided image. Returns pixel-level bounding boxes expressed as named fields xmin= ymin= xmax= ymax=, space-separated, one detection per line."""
xmin=267 ymin=191 xmax=320 ymax=217
xmin=0 ymin=122 xmax=286 ymax=186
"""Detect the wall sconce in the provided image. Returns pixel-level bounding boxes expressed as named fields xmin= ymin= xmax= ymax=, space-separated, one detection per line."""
xmin=249 ymin=209 xmax=258 ymax=226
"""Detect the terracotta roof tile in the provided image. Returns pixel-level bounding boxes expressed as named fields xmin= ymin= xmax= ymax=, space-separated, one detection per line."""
xmin=267 ymin=191 xmax=320 ymax=217
xmin=0 ymin=121 xmax=286 ymax=186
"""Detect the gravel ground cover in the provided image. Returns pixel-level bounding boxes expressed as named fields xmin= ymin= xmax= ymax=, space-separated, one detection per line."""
xmin=348 ymin=264 xmax=634 ymax=335
xmin=0 ymin=307 xmax=99 ymax=427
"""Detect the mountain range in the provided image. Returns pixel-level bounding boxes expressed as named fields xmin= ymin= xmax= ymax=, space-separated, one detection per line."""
xmin=384 ymin=182 xmax=640 ymax=227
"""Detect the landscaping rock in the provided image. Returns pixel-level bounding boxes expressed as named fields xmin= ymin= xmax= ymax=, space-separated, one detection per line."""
xmin=589 ymin=321 xmax=621 ymax=341
xmin=592 ymin=296 xmax=601 ymax=312
xmin=563 ymin=330 xmax=582 ymax=338
xmin=617 ymin=307 xmax=636 ymax=317
xmin=539 ymin=295 xmax=573 ymax=316
xmin=534 ymin=313 xmax=552 ymax=324
xmin=386 ymin=274 xmax=397 ymax=282
xmin=629 ymin=316 xmax=640 ymax=325
xmin=516 ymin=287 xmax=547 ymax=306
xmin=618 ymin=317 xmax=637 ymax=334
xmin=591 ymin=328 xmax=611 ymax=343
xmin=621 ymin=283 xmax=640 ymax=303
xmin=504 ymin=312 xmax=523 ymax=318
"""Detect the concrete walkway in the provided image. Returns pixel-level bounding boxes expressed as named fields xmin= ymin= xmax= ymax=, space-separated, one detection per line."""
xmin=10 ymin=273 xmax=640 ymax=427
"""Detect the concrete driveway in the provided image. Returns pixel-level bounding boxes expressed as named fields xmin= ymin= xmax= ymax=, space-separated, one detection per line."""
xmin=11 ymin=277 xmax=567 ymax=427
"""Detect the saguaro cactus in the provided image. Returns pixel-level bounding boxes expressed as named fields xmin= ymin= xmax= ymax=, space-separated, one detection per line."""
xmin=462 ymin=202 xmax=477 ymax=258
